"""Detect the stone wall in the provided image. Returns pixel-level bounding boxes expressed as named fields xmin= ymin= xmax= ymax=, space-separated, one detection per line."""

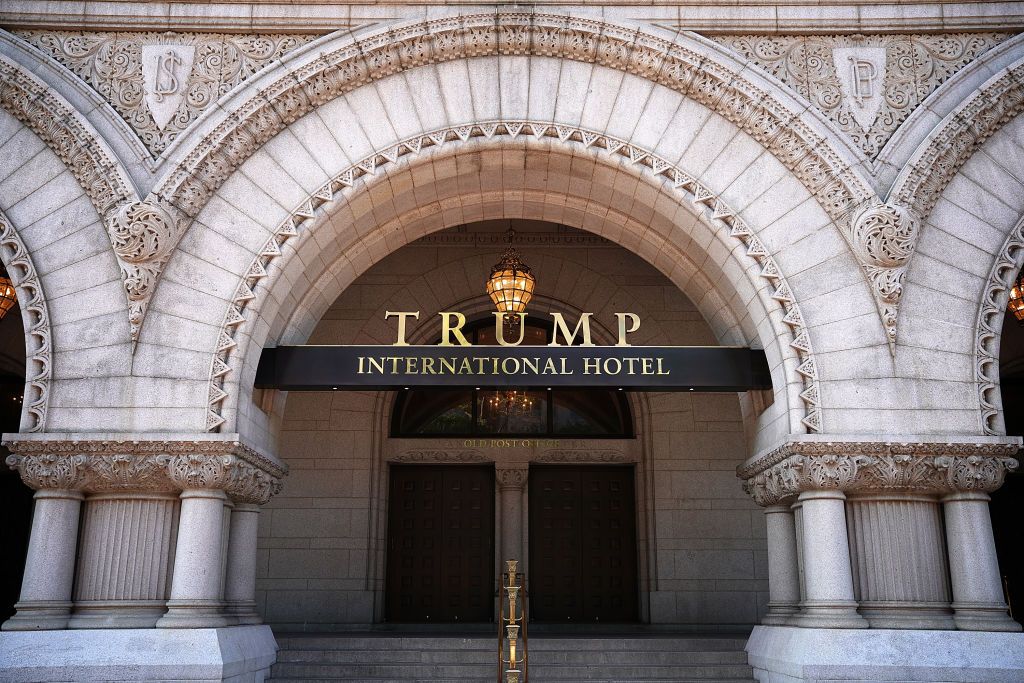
xmin=257 ymin=221 xmax=767 ymax=628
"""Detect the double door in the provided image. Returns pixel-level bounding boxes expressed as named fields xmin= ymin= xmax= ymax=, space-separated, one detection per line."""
xmin=528 ymin=465 xmax=638 ymax=622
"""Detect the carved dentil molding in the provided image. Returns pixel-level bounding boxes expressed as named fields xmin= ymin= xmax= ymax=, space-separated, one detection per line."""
xmin=205 ymin=121 xmax=822 ymax=438
xmin=0 ymin=213 xmax=52 ymax=432
xmin=738 ymin=440 xmax=1020 ymax=506
xmin=714 ymin=34 xmax=1010 ymax=163
xmin=4 ymin=438 xmax=286 ymax=504
xmin=976 ymin=215 xmax=1024 ymax=436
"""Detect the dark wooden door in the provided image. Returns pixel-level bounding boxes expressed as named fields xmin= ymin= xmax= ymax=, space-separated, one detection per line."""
xmin=386 ymin=465 xmax=494 ymax=622
xmin=529 ymin=465 xmax=638 ymax=622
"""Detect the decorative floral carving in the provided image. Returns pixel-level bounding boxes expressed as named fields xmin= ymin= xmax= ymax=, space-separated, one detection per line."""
xmin=0 ymin=212 xmax=52 ymax=432
xmin=495 ymin=468 xmax=529 ymax=490
xmin=107 ymin=197 xmax=184 ymax=340
xmin=714 ymin=34 xmax=1010 ymax=162
xmin=3 ymin=437 xmax=287 ymax=501
xmin=6 ymin=452 xmax=87 ymax=489
xmin=738 ymin=439 xmax=1020 ymax=506
xmin=391 ymin=450 xmax=488 ymax=463
xmin=16 ymin=31 xmax=317 ymax=157
xmin=849 ymin=202 xmax=920 ymax=343
xmin=205 ymin=121 xmax=821 ymax=437
xmin=536 ymin=450 xmax=631 ymax=463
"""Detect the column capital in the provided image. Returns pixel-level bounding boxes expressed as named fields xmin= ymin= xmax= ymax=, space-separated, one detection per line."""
xmin=3 ymin=433 xmax=286 ymax=504
xmin=738 ymin=435 xmax=1020 ymax=506
xmin=496 ymin=466 xmax=529 ymax=491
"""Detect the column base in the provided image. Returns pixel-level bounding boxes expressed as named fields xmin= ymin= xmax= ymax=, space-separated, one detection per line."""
xmin=746 ymin=625 xmax=1024 ymax=682
xmin=0 ymin=625 xmax=277 ymax=682
xmin=155 ymin=600 xmax=230 ymax=628
xmin=68 ymin=601 xmax=168 ymax=629
xmin=952 ymin=602 xmax=1023 ymax=632
xmin=792 ymin=601 xmax=868 ymax=629
xmin=762 ymin=602 xmax=800 ymax=626
xmin=224 ymin=602 xmax=263 ymax=626
xmin=1 ymin=601 xmax=73 ymax=631
xmin=858 ymin=601 xmax=955 ymax=630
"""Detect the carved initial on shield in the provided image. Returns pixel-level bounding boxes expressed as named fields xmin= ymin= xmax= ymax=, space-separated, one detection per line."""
xmin=141 ymin=45 xmax=195 ymax=131
xmin=832 ymin=47 xmax=886 ymax=132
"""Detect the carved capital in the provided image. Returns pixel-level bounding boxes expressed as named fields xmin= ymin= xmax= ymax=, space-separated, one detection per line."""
xmin=738 ymin=438 xmax=1020 ymax=506
xmin=3 ymin=435 xmax=287 ymax=503
xmin=496 ymin=467 xmax=528 ymax=491
xmin=6 ymin=452 xmax=88 ymax=490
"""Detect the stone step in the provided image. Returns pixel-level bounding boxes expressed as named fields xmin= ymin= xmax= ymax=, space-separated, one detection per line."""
xmin=277 ymin=648 xmax=749 ymax=666
xmin=270 ymin=679 xmax=756 ymax=683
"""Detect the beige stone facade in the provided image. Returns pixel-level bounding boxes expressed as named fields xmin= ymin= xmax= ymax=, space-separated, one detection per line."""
xmin=0 ymin=2 xmax=1023 ymax=681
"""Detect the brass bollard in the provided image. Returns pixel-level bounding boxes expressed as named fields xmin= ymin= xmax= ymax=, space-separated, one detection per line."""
xmin=498 ymin=559 xmax=527 ymax=683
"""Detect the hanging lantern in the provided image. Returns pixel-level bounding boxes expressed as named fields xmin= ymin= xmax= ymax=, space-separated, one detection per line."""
xmin=0 ymin=269 xmax=16 ymax=320
xmin=486 ymin=230 xmax=536 ymax=322
xmin=1010 ymin=270 xmax=1024 ymax=325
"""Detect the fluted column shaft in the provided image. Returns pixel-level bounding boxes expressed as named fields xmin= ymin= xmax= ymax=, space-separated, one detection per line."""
xmin=156 ymin=489 xmax=230 ymax=628
xmin=763 ymin=504 xmax=800 ymax=624
xmin=2 ymin=490 xmax=83 ymax=631
xmin=796 ymin=490 xmax=867 ymax=628
xmin=224 ymin=503 xmax=262 ymax=624
xmin=943 ymin=492 xmax=1021 ymax=632
xmin=68 ymin=492 xmax=179 ymax=628
xmin=846 ymin=493 xmax=953 ymax=629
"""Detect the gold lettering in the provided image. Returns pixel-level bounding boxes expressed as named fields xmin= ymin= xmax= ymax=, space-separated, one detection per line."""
xmin=523 ymin=357 xmax=539 ymax=374
xmin=404 ymin=357 xmax=419 ymax=374
xmin=494 ymin=312 xmax=527 ymax=346
xmin=368 ymin=357 xmax=385 ymax=374
xmin=657 ymin=358 xmax=670 ymax=375
xmin=641 ymin=357 xmax=654 ymax=374
xmin=476 ymin=357 xmax=488 ymax=374
xmin=458 ymin=358 xmax=473 ymax=374
xmin=440 ymin=358 xmax=456 ymax=374
xmin=560 ymin=358 xmax=572 ymax=374
xmin=583 ymin=358 xmax=600 ymax=374
xmin=358 ymin=356 xmax=365 ymax=374
xmin=549 ymin=312 xmax=595 ymax=346
xmin=614 ymin=313 xmax=641 ymax=346
xmin=439 ymin=311 xmax=471 ymax=346
xmin=543 ymin=358 xmax=559 ymax=374
xmin=624 ymin=357 xmax=639 ymax=374
xmin=385 ymin=311 xmax=419 ymax=346
xmin=501 ymin=357 xmax=521 ymax=375
xmin=603 ymin=358 xmax=622 ymax=375
xmin=421 ymin=357 xmax=436 ymax=374
xmin=388 ymin=357 xmax=401 ymax=374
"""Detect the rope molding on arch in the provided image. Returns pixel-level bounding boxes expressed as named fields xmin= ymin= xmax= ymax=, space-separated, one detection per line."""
xmin=0 ymin=214 xmax=52 ymax=432
xmin=205 ymin=120 xmax=823 ymax=436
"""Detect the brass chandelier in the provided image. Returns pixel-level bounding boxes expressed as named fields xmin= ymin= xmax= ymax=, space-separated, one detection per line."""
xmin=486 ymin=229 xmax=536 ymax=327
xmin=1009 ymin=270 xmax=1024 ymax=325
xmin=0 ymin=266 xmax=16 ymax=320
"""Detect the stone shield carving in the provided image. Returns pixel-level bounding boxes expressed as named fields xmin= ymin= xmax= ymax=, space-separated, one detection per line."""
xmin=141 ymin=45 xmax=196 ymax=131
xmin=832 ymin=47 xmax=887 ymax=132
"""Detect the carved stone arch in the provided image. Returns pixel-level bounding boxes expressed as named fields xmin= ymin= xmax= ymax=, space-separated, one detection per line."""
xmin=131 ymin=12 xmax=899 ymax=351
xmin=194 ymin=124 xmax=824 ymax=456
xmin=0 ymin=209 xmax=51 ymax=432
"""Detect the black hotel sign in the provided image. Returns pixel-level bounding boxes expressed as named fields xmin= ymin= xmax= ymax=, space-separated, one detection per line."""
xmin=255 ymin=310 xmax=772 ymax=392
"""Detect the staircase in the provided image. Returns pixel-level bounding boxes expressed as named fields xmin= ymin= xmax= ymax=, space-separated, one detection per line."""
xmin=269 ymin=632 xmax=755 ymax=682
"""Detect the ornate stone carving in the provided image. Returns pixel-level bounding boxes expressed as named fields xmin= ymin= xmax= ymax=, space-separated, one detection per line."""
xmin=6 ymin=452 xmax=87 ymax=489
xmin=16 ymin=31 xmax=317 ymax=156
xmin=738 ymin=439 xmax=1019 ymax=506
xmin=976 ymin=215 xmax=1024 ymax=435
xmin=391 ymin=450 xmax=488 ymax=463
xmin=714 ymin=33 xmax=1010 ymax=161
xmin=107 ymin=197 xmax=185 ymax=340
xmin=4 ymin=437 xmax=287 ymax=501
xmin=850 ymin=202 xmax=921 ymax=343
xmin=536 ymin=449 xmax=631 ymax=463
xmin=0 ymin=212 xmax=52 ymax=432
xmin=206 ymin=121 xmax=822 ymax=437
xmin=0 ymin=54 xmax=134 ymax=218
xmin=893 ymin=61 xmax=1024 ymax=222
xmin=496 ymin=467 xmax=529 ymax=490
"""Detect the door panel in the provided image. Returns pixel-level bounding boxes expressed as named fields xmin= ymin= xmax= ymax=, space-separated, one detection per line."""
xmin=529 ymin=466 xmax=638 ymax=622
xmin=386 ymin=465 xmax=494 ymax=622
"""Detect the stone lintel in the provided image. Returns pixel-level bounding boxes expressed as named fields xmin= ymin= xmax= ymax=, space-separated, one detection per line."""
xmin=2 ymin=433 xmax=287 ymax=504
xmin=737 ymin=435 xmax=1021 ymax=506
